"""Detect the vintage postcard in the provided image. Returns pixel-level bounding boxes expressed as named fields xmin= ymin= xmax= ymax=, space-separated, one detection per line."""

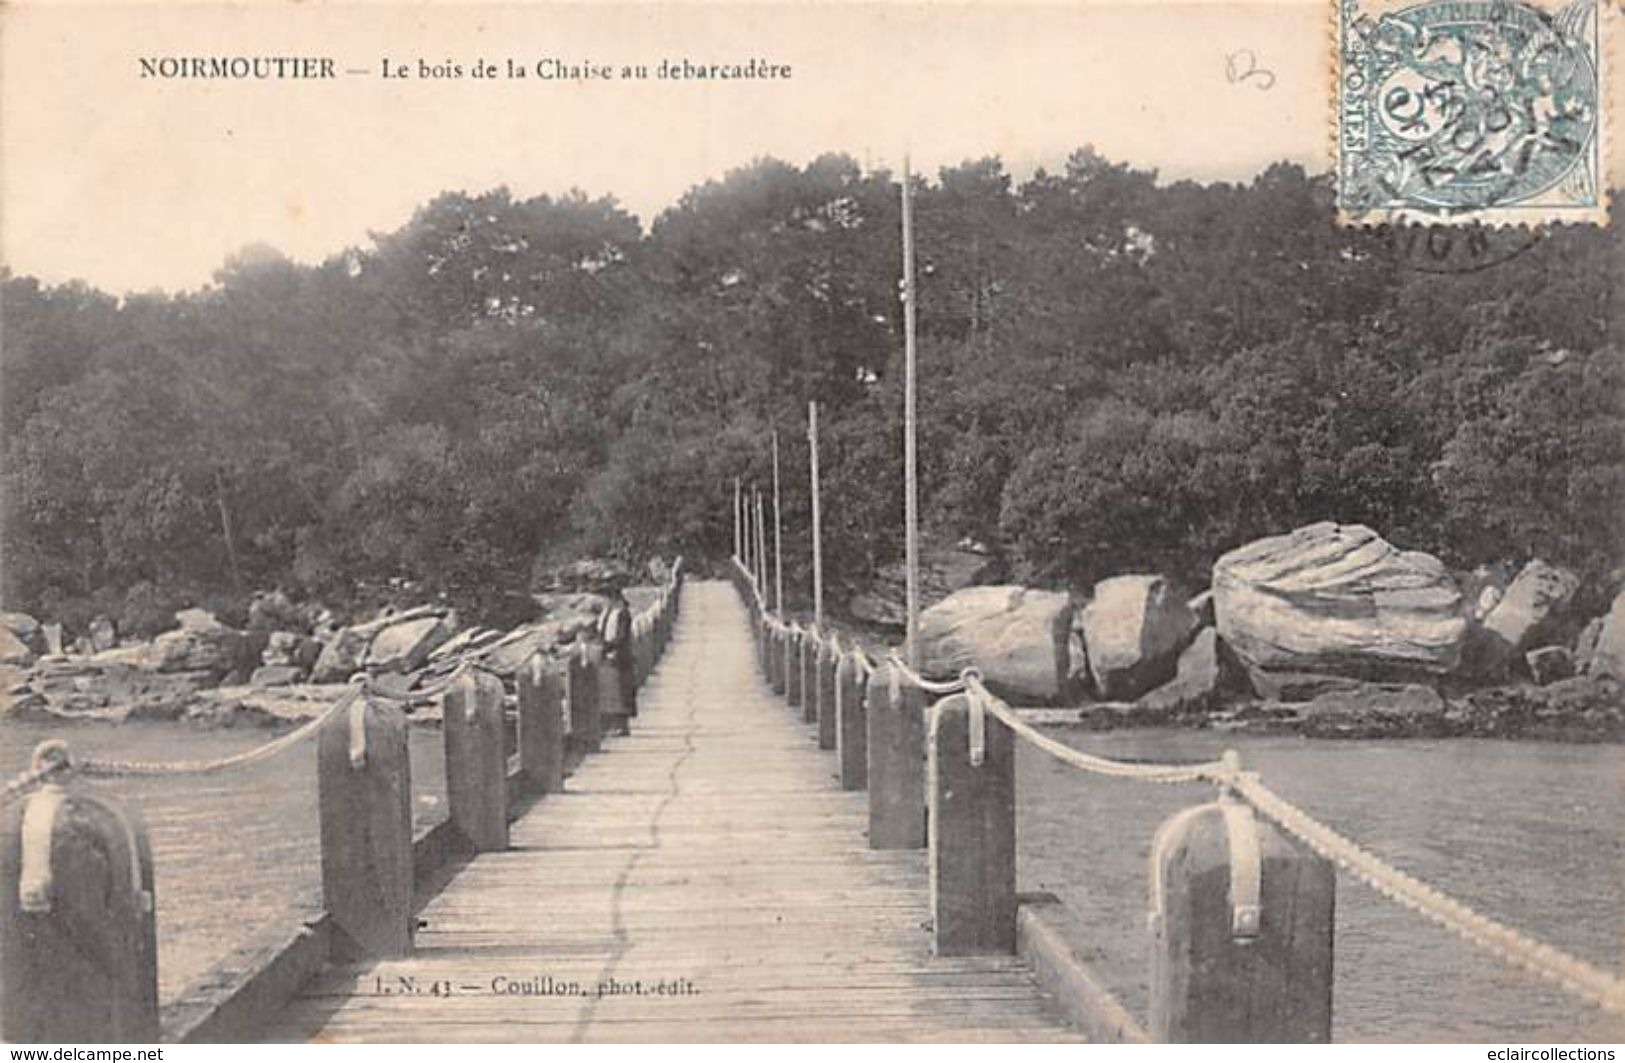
xmin=1 ymin=0 xmax=1622 ymax=1048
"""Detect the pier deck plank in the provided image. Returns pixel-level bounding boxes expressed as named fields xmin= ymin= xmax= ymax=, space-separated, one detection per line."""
xmin=265 ymin=580 xmax=1082 ymax=1043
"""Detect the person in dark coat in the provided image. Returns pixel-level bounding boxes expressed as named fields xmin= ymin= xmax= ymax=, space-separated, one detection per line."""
xmin=599 ymin=588 xmax=636 ymax=733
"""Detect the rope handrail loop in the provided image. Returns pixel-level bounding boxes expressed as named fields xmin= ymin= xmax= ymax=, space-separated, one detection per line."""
xmin=71 ymin=678 xmax=372 ymax=779
xmin=1228 ymin=773 xmax=1625 ymax=1017
xmin=963 ymin=674 xmax=1223 ymax=785
xmin=884 ymin=652 xmax=972 ymax=697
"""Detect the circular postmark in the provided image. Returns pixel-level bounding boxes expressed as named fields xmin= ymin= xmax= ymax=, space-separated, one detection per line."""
xmin=1342 ymin=0 xmax=1598 ymax=213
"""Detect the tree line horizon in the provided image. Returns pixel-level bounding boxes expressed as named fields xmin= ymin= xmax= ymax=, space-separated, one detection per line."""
xmin=3 ymin=148 xmax=1620 ymax=636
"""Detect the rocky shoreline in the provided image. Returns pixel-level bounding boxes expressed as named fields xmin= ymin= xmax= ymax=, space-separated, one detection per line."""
xmin=0 ymin=558 xmax=673 ymax=734
xmin=1021 ymin=675 xmax=1625 ymax=743
xmin=904 ymin=522 xmax=1625 ymax=744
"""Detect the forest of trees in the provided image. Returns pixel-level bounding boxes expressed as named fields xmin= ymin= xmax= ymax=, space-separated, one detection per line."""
xmin=2 ymin=149 xmax=1620 ymax=634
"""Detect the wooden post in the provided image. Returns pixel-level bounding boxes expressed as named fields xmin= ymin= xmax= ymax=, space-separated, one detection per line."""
xmin=568 ymin=642 xmax=602 ymax=754
xmin=928 ymin=693 xmax=1016 ymax=955
xmin=816 ymin=634 xmax=839 ymax=750
xmin=785 ymin=626 xmax=803 ymax=708
xmin=769 ymin=624 xmax=787 ymax=695
xmin=867 ymin=663 xmax=927 ymax=849
xmin=836 ymin=650 xmax=868 ymax=789
xmin=319 ymin=695 xmax=413 ymax=959
xmin=801 ymin=628 xmax=819 ymax=725
xmin=517 ymin=652 xmax=565 ymax=795
xmin=1149 ymin=796 xmax=1335 ymax=1042
xmin=443 ymin=670 xmax=509 ymax=852
xmin=734 ymin=476 xmax=743 ymax=561
xmin=1 ymin=760 xmax=159 ymax=1042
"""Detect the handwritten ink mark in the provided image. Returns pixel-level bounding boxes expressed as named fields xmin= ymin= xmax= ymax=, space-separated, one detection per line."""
xmin=1225 ymin=49 xmax=1276 ymax=90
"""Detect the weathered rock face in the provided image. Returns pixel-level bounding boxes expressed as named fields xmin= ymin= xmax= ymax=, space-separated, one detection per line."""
xmin=1137 ymin=628 xmax=1240 ymax=714
xmin=150 ymin=612 xmax=244 ymax=676
xmin=1 ymin=612 xmax=45 ymax=656
xmin=249 ymin=664 xmax=307 ymax=688
xmin=1525 ymin=646 xmax=1574 ymax=686
xmin=310 ymin=627 xmax=372 ymax=683
xmin=1214 ymin=522 xmax=1467 ymax=678
xmin=0 ymin=626 xmax=35 ymax=667
xmin=918 ymin=585 xmax=1072 ymax=702
xmin=1586 ymin=590 xmax=1625 ymax=682
xmin=1081 ymin=575 xmax=1198 ymax=700
xmin=1294 ymin=683 xmax=1447 ymax=738
xmin=1482 ymin=560 xmax=1579 ymax=651
xmin=262 ymin=631 xmax=320 ymax=669
xmin=88 ymin=617 xmax=117 ymax=653
xmin=365 ymin=615 xmax=453 ymax=673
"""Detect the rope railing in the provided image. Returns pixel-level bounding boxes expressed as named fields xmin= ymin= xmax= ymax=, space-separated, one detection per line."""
xmin=2 ymin=558 xmax=687 ymax=798
xmin=929 ymin=670 xmax=1625 ymax=1017
xmin=731 ymin=553 xmax=1624 ymax=1018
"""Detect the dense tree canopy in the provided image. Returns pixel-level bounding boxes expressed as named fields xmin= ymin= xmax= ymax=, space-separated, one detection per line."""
xmin=2 ymin=152 xmax=1619 ymax=630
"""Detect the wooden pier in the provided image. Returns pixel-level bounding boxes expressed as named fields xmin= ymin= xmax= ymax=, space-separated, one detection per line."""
xmin=266 ymin=581 xmax=1083 ymax=1042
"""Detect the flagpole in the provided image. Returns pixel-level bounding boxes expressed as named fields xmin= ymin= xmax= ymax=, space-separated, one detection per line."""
xmin=901 ymin=155 xmax=921 ymax=669
xmin=808 ymin=401 xmax=824 ymax=629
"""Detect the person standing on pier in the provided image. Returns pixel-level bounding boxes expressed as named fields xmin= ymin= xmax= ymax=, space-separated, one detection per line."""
xmin=599 ymin=587 xmax=635 ymax=735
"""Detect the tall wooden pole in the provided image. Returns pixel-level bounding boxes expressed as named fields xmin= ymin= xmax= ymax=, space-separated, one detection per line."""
xmin=772 ymin=430 xmax=785 ymax=618
xmin=901 ymin=155 xmax=921 ymax=669
xmin=808 ymin=401 xmax=824 ymax=628
xmin=755 ymin=487 xmax=768 ymax=598
xmin=733 ymin=477 xmax=743 ymax=561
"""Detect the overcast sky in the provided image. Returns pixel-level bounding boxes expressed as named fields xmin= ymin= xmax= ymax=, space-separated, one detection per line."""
xmin=2 ymin=1 xmax=1616 ymax=295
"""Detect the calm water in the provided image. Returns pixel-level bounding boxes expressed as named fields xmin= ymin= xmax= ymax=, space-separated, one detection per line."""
xmin=2 ymin=719 xmax=1620 ymax=1041
xmin=1018 ymin=729 xmax=1625 ymax=1042
xmin=1 ymin=719 xmax=449 ymax=1001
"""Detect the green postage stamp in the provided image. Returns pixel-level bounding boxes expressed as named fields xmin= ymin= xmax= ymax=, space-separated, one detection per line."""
xmin=1337 ymin=0 xmax=1609 ymax=225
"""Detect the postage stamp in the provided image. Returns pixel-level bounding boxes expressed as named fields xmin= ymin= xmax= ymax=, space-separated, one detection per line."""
xmin=1336 ymin=0 xmax=1609 ymax=226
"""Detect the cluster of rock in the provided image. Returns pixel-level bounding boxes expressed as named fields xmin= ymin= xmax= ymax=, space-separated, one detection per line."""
xmin=0 ymin=563 xmax=667 ymax=728
xmin=916 ymin=522 xmax=1623 ymax=741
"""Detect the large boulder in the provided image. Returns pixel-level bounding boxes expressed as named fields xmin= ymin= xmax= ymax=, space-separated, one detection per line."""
xmin=1081 ymin=575 xmax=1198 ymax=700
xmin=1214 ymin=522 xmax=1467 ymax=678
xmin=149 ymin=611 xmax=244 ymax=676
xmin=0 ymin=627 xmax=35 ymax=667
xmin=310 ymin=626 xmax=372 ymax=682
xmin=1 ymin=612 xmax=46 ymax=656
xmin=1586 ymin=590 xmax=1625 ymax=681
xmin=1137 ymin=628 xmax=1246 ymax=715
xmin=1482 ymin=560 xmax=1579 ymax=652
xmin=918 ymin=585 xmax=1072 ymax=702
xmin=365 ymin=615 xmax=453 ymax=673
